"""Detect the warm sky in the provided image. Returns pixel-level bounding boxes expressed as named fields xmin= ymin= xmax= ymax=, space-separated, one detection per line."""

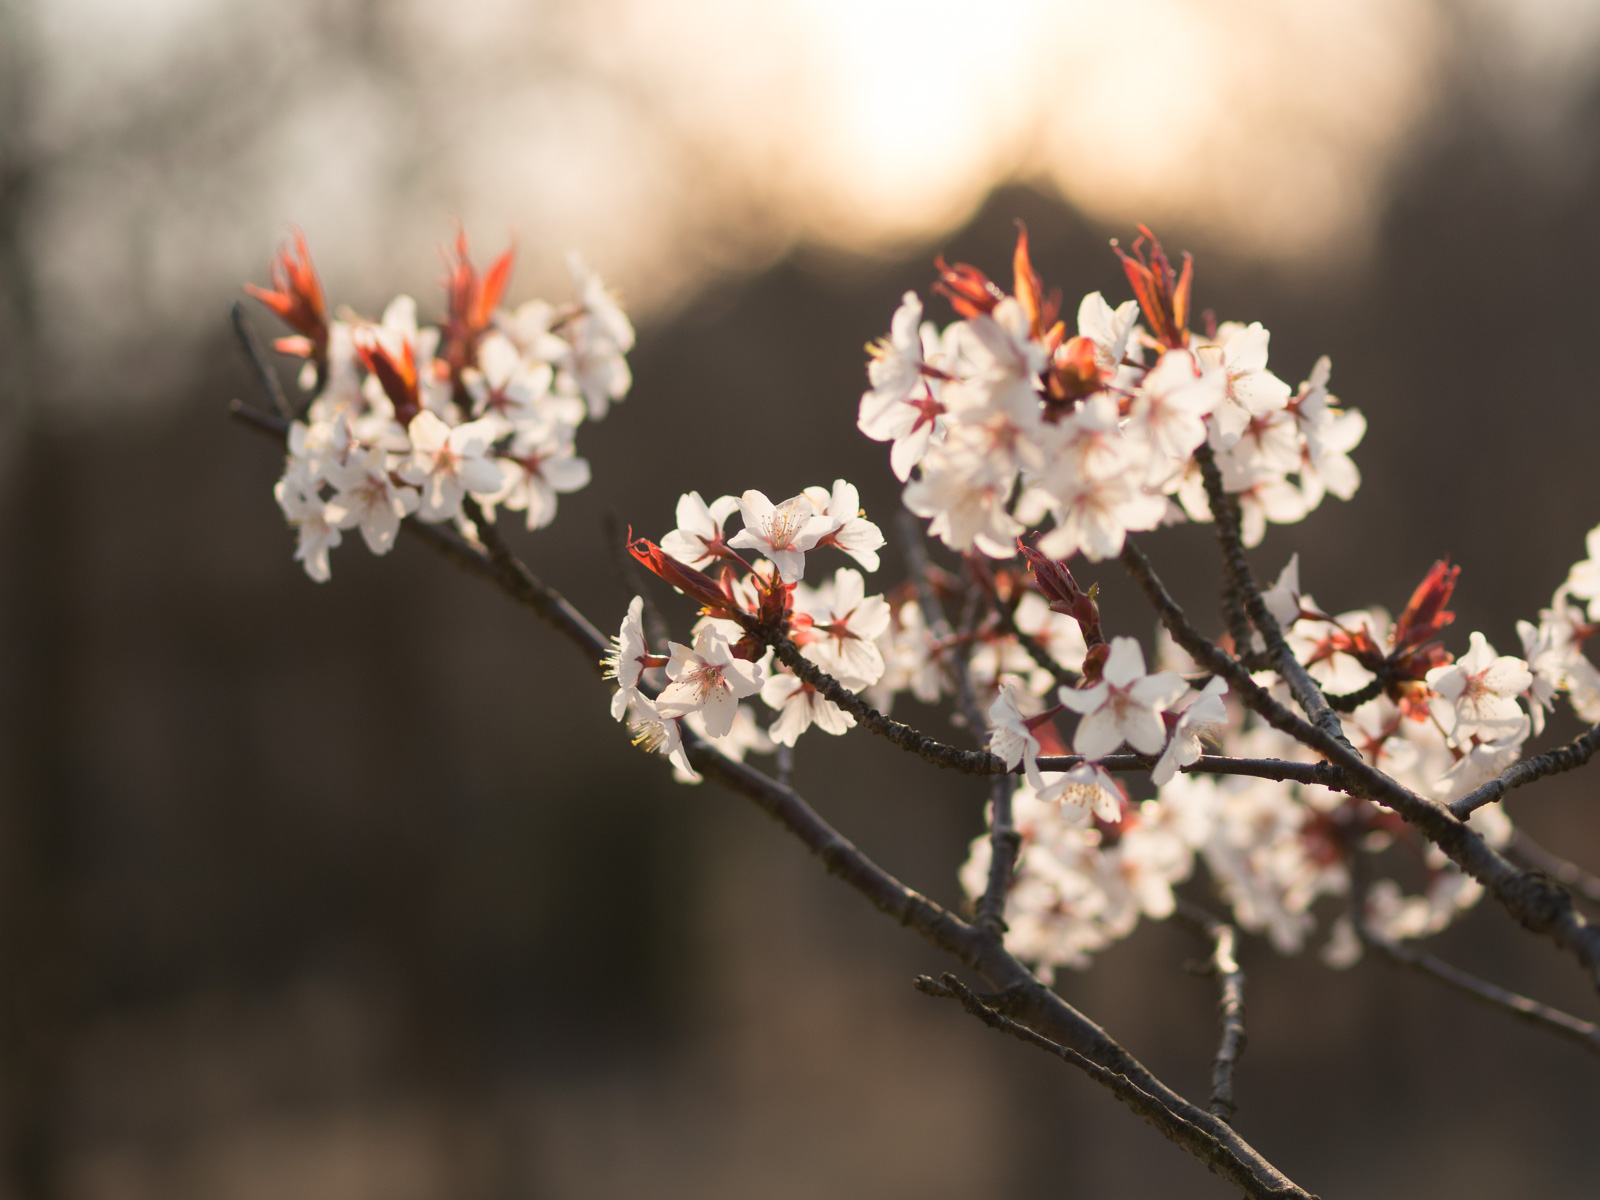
xmin=16 ymin=0 xmax=1600 ymax=406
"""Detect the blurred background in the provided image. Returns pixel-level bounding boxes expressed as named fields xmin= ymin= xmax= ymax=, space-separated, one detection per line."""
xmin=3 ymin=0 xmax=1600 ymax=1196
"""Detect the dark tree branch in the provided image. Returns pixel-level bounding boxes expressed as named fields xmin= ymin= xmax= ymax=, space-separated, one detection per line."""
xmin=1506 ymin=830 xmax=1600 ymax=908
xmin=998 ymin=609 xmax=1082 ymax=692
xmin=1174 ymin=901 xmax=1249 ymax=1124
xmin=1194 ymin=444 xmax=1355 ymax=755
xmin=1354 ymin=916 xmax=1600 ymax=1057
xmin=915 ymin=974 xmax=1305 ymax=1198
xmin=1449 ymin=721 xmax=1600 ymax=818
xmin=1037 ymin=753 xmax=1346 ymax=787
xmin=1120 ymin=536 xmax=1600 ymax=992
xmin=760 ymin=631 xmax=1006 ymax=773
xmin=227 ymin=388 xmax=1317 ymax=1197
xmin=230 ymin=302 xmax=293 ymax=422
xmin=898 ymin=517 xmax=1020 ymax=936
xmin=1324 ymin=677 xmax=1386 ymax=713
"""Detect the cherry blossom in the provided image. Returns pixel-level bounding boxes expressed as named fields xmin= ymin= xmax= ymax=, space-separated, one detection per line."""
xmin=1424 ymin=632 xmax=1532 ymax=747
xmin=796 ymin=567 xmax=890 ymax=685
xmin=1151 ymin=676 xmax=1230 ymax=785
xmin=489 ymin=420 xmax=590 ymax=531
xmin=603 ymin=596 xmax=653 ymax=719
xmin=800 ymin=480 xmax=885 ymax=572
xmin=559 ymin=252 xmax=635 ymax=420
xmin=1199 ymin=321 xmax=1291 ymax=449
xmin=462 ymin=331 xmax=561 ymax=436
xmin=399 ymin=411 xmax=504 ymax=522
xmin=656 ymin=626 xmax=765 ymax=737
xmin=729 ymin=490 xmax=822 ymax=583
xmin=324 ymin=445 xmax=420 ymax=554
xmin=274 ymin=465 xmax=341 ymax=582
xmin=761 ymin=669 xmax=858 ymax=746
xmin=1125 ymin=349 xmax=1223 ymax=484
xmin=859 ymin=294 xmax=951 ymax=482
xmin=988 ymin=683 xmax=1045 ymax=787
xmin=660 ymin=491 xmax=744 ymax=568
xmin=624 ymin=694 xmax=698 ymax=783
xmin=1058 ymin=638 xmax=1186 ymax=759
xmin=1075 ymin=291 xmax=1141 ymax=380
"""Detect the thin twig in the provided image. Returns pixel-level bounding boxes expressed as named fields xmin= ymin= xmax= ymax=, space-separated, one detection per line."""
xmin=228 ymin=392 xmax=1317 ymax=1199
xmin=915 ymin=974 xmax=1308 ymax=1199
xmin=992 ymin=599 xmax=1081 ymax=692
xmin=1324 ymin=677 xmax=1386 ymax=713
xmin=761 ymin=631 xmax=1006 ymax=772
xmin=1173 ymin=901 xmax=1248 ymax=1124
xmin=1194 ymin=445 xmax=1355 ymax=755
xmin=1352 ymin=911 xmax=1600 ymax=1058
xmin=899 ymin=517 xmax=1020 ymax=936
xmin=1506 ymin=830 xmax=1600 ymax=907
xmin=1120 ymin=536 xmax=1600 ymax=992
xmin=230 ymin=302 xmax=294 ymax=422
xmin=1037 ymin=753 xmax=1345 ymax=787
xmin=1449 ymin=721 xmax=1600 ymax=818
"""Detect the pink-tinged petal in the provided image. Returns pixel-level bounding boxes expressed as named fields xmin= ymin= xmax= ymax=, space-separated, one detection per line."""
xmin=1130 ymin=670 xmax=1187 ymax=711
xmin=768 ymin=547 xmax=806 ymax=584
xmin=1073 ymin=708 xmax=1124 ymax=760
xmin=736 ymin=489 xmax=777 ymax=530
xmin=460 ymin=458 xmax=504 ymax=495
xmin=1101 ymin=637 xmax=1148 ymax=688
xmin=812 ymin=694 xmax=856 ymax=736
xmin=1481 ymin=658 xmax=1533 ymax=696
xmin=1120 ymin=707 xmax=1169 ymax=756
xmin=1058 ymin=682 xmax=1108 ymax=713
xmin=698 ymin=686 xmax=738 ymax=738
xmin=543 ymin=456 xmax=590 ymax=493
xmin=675 ymin=491 xmax=715 ymax=539
xmin=723 ymin=657 xmax=764 ymax=699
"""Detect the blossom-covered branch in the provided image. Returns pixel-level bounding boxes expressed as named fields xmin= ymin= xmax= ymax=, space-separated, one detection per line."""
xmin=231 ymin=216 xmax=1600 ymax=1196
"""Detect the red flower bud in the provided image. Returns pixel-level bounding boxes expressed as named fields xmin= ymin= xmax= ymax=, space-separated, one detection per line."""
xmin=245 ymin=230 xmax=329 ymax=369
xmin=933 ymin=255 xmax=1005 ymax=319
xmin=627 ymin=534 xmax=748 ymax=625
xmin=1112 ymin=225 xmax=1192 ymax=351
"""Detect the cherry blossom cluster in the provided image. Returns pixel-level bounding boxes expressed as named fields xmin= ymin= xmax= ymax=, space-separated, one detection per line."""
xmin=859 ymin=226 xmax=1364 ymax=561
xmin=243 ymin=222 xmax=1600 ymax=1000
xmin=609 ymin=483 xmax=889 ymax=775
xmin=961 ymin=521 xmax=1600 ymax=979
xmin=249 ymin=231 xmax=633 ymax=581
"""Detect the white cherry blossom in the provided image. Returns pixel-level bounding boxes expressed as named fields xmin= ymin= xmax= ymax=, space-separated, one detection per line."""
xmin=656 ymin=626 xmax=765 ymax=738
xmin=1151 ymin=676 xmax=1230 ymax=785
xmin=1058 ymin=637 xmax=1186 ymax=760
xmin=489 ymin=420 xmax=590 ymax=531
xmin=324 ymin=445 xmax=420 ymax=554
xmin=729 ymin=490 xmax=821 ymax=583
xmin=801 ymin=480 xmax=885 ymax=572
xmin=1076 ymin=291 xmax=1142 ymax=378
xmin=462 ymin=331 xmax=562 ymax=436
xmin=274 ymin=464 xmax=341 ymax=582
xmin=1125 ymin=349 xmax=1223 ymax=484
xmin=603 ymin=596 xmax=651 ymax=719
xmin=797 ymin=567 xmax=890 ymax=686
xmin=399 ymin=411 xmax=504 ymax=523
xmin=558 ymin=252 xmax=635 ymax=420
xmin=661 ymin=491 xmax=743 ymax=568
xmin=761 ymin=670 xmax=859 ymax=746
xmin=1425 ymin=632 xmax=1532 ymax=747
xmin=625 ymin=694 xmax=698 ymax=782
xmin=1200 ymin=321 xmax=1291 ymax=449
xmin=988 ymin=683 xmax=1046 ymax=788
